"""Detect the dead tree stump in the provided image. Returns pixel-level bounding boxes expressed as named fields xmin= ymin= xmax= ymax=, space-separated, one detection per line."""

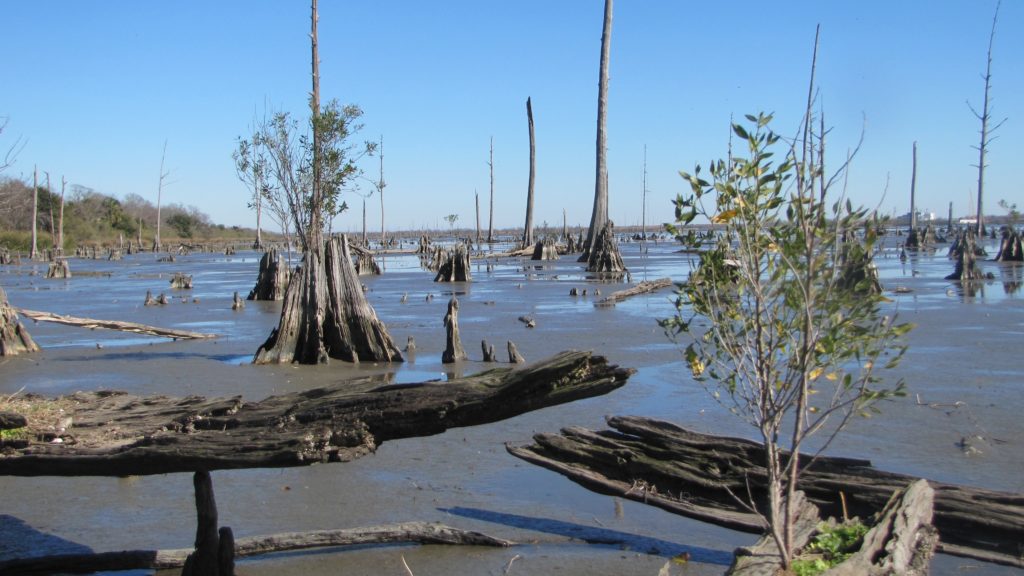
xmin=481 ymin=339 xmax=497 ymax=362
xmin=507 ymin=341 xmax=525 ymax=364
xmin=247 ymin=249 xmax=289 ymax=301
xmin=442 ymin=298 xmax=466 ymax=364
xmin=170 ymin=273 xmax=193 ymax=290
xmin=995 ymin=227 xmax=1023 ymax=262
xmin=181 ymin=471 xmax=235 ymax=576
xmin=434 ymin=243 xmax=472 ymax=282
xmin=231 ymin=292 xmax=244 ymax=311
xmin=838 ymin=235 xmax=882 ymax=295
xmin=45 ymin=258 xmax=71 ymax=279
xmin=531 ymin=237 xmax=558 ymax=261
xmin=0 ymin=286 xmax=40 ymax=356
xmin=416 ymin=235 xmax=432 ymax=255
xmin=946 ymin=233 xmax=986 ymax=281
xmin=353 ymin=250 xmax=382 ymax=276
xmin=253 ymin=235 xmax=403 ymax=365
xmin=582 ymin=222 xmax=627 ymax=278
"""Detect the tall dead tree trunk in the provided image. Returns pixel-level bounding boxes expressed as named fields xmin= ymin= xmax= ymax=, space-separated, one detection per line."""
xmin=154 ymin=141 xmax=168 ymax=253
xmin=57 ymin=175 xmax=66 ymax=256
xmin=906 ymin=142 xmax=921 ymax=249
xmin=522 ymin=97 xmax=536 ymax=249
xmin=30 ymin=166 xmax=39 ymax=261
xmin=0 ymin=286 xmax=40 ymax=356
xmin=378 ymin=135 xmax=385 ymax=250
xmin=488 ymin=137 xmax=495 ymax=243
xmin=580 ymin=0 xmax=613 ymax=262
xmin=972 ymin=0 xmax=1004 ymax=238
xmin=475 ymin=190 xmax=481 ymax=249
xmin=254 ymin=1 xmax=401 ymax=365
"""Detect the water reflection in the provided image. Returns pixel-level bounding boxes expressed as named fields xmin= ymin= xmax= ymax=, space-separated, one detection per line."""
xmin=998 ymin=263 xmax=1022 ymax=296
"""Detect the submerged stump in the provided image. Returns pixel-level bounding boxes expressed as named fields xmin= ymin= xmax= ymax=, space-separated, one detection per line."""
xmin=45 ymin=258 xmax=71 ymax=279
xmin=442 ymin=298 xmax=466 ymax=364
xmin=581 ymin=222 xmax=627 ymax=278
xmin=0 ymin=286 xmax=40 ymax=356
xmin=170 ymin=273 xmax=194 ymax=290
xmin=253 ymin=235 xmax=403 ymax=365
xmin=531 ymin=237 xmax=558 ymax=261
xmin=946 ymin=232 xmax=986 ymax=281
xmin=995 ymin=227 xmax=1023 ymax=262
xmin=248 ymin=248 xmax=290 ymax=301
xmin=434 ymin=243 xmax=472 ymax=282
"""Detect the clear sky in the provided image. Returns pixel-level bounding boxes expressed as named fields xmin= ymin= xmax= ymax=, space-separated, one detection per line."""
xmin=2 ymin=1 xmax=1022 ymax=233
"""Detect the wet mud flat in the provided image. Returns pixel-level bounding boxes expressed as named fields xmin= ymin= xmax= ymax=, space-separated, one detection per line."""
xmin=0 ymin=237 xmax=1022 ymax=575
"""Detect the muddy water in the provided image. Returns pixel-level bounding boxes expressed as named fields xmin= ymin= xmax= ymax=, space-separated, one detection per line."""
xmin=0 ymin=237 xmax=1022 ymax=575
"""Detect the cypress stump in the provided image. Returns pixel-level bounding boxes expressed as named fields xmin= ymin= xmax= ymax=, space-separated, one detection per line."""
xmin=247 ymin=248 xmax=290 ymax=301
xmin=0 ymin=285 xmax=40 ymax=356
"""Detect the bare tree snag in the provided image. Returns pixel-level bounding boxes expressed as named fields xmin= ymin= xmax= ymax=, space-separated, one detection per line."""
xmin=584 ymin=221 xmax=627 ymax=277
xmin=580 ymin=0 xmax=614 ymax=261
xmin=522 ymin=97 xmax=536 ymax=249
xmin=0 ymin=350 xmax=630 ymax=476
xmin=353 ymin=246 xmax=382 ymax=276
xmin=594 ymin=277 xmax=671 ymax=307
xmin=170 ymin=272 xmax=193 ymax=290
xmin=254 ymin=235 xmax=403 ymax=365
xmin=30 ymin=166 xmax=39 ymax=261
xmin=508 ymin=416 xmax=1024 ymax=567
xmin=0 ymin=522 xmax=512 ymax=575
xmin=531 ymin=237 xmax=558 ymax=261
xmin=405 ymin=335 xmax=416 ymax=353
xmin=434 ymin=243 xmax=472 ymax=282
xmin=232 ymin=292 xmax=245 ymax=311
xmin=507 ymin=341 xmax=524 ymax=364
xmin=0 ymin=286 xmax=40 ymax=356
xmin=488 ymin=136 xmax=495 ymax=243
xmin=247 ymin=248 xmax=290 ymax=301
xmin=16 ymin=308 xmax=217 ymax=340
xmin=442 ymin=298 xmax=466 ymax=364
xmin=181 ymin=471 xmax=228 ymax=576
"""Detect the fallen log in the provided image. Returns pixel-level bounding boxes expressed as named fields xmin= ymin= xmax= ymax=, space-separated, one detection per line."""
xmin=0 ymin=521 xmax=512 ymax=575
xmin=0 ymin=350 xmax=631 ymax=476
xmin=507 ymin=415 xmax=1024 ymax=568
xmin=594 ymin=277 xmax=672 ymax=307
xmin=16 ymin=309 xmax=217 ymax=341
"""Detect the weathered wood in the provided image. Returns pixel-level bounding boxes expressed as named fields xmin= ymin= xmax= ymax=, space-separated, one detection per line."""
xmin=45 ymin=258 xmax=71 ymax=279
xmin=16 ymin=308 xmax=216 ymax=341
xmin=584 ymin=221 xmax=627 ymax=277
xmin=594 ymin=277 xmax=672 ymax=306
xmin=508 ymin=415 xmax=1024 ymax=567
xmin=353 ymin=248 xmax=382 ymax=276
xmin=253 ymin=235 xmax=403 ymax=364
xmin=726 ymin=491 xmax=819 ymax=576
xmin=531 ymin=237 xmax=558 ymax=260
xmin=170 ymin=272 xmax=193 ymax=290
xmin=517 ymin=315 xmax=535 ymax=328
xmin=434 ymin=243 xmax=472 ymax=282
xmin=231 ymin=292 xmax=244 ymax=310
xmin=0 ymin=351 xmax=631 ymax=476
xmin=247 ymin=248 xmax=289 ymax=301
xmin=946 ymin=232 xmax=986 ymax=281
xmin=0 ymin=522 xmax=512 ymax=575
xmin=825 ymin=479 xmax=937 ymax=576
xmin=442 ymin=298 xmax=466 ymax=364
xmin=182 ymin=471 xmax=222 ymax=576
xmin=481 ymin=339 xmax=497 ymax=362
xmin=995 ymin=226 xmax=1023 ymax=262
xmin=507 ymin=341 xmax=525 ymax=364
xmin=0 ymin=286 xmax=40 ymax=356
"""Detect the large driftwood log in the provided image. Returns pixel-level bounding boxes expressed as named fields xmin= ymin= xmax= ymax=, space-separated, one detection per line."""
xmin=594 ymin=277 xmax=672 ymax=307
xmin=16 ymin=309 xmax=216 ymax=341
xmin=0 ymin=522 xmax=512 ymax=575
xmin=508 ymin=415 xmax=1024 ymax=567
xmin=0 ymin=351 xmax=631 ymax=476
xmin=253 ymin=235 xmax=403 ymax=364
xmin=247 ymin=248 xmax=290 ymax=301
xmin=0 ymin=286 xmax=40 ymax=356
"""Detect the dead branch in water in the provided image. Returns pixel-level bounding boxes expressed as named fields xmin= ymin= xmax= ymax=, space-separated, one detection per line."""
xmin=16 ymin=308 xmax=217 ymax=340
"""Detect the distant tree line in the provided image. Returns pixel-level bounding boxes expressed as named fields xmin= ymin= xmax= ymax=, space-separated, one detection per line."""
xmin=0 ymin=176 xmax=232 ymax=250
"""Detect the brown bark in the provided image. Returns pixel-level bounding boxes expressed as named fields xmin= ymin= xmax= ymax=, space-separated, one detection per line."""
xmin=433 ymin=243 xmax=471 ymax=282
xmin=253 ymin=235 xmax=403 ymax=365
xmin=0 ymin=287 xmax=39 ymax=356
xmin=584 ymin=221 xmax=627 ymax=277
xmin=508 ymin=415 xmax=1024 ymax=568
xmin=946 ymin=232 xmax=985 ymax=281
xmin=0 ymin=350 xmax=631 ymax=476
xmin=593 ymin=277 xmax=671 ymax=307
xmin=531 ymin=237 xmax=558 ymax=261
xmin=995 ymin=227 xmax=1023 ymax=261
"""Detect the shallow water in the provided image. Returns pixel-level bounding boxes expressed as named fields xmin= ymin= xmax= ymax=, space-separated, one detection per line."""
xmin=0 ymin=235 xmax=1022 ymax=575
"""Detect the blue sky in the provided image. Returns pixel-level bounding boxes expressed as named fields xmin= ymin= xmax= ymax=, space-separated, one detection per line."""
xmin=3 ymin=1 xmax=1022 ymax=233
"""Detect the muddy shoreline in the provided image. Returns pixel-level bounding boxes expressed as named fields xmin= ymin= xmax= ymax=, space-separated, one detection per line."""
xmin=1 ymin=236 xmax=1022 ymax=575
